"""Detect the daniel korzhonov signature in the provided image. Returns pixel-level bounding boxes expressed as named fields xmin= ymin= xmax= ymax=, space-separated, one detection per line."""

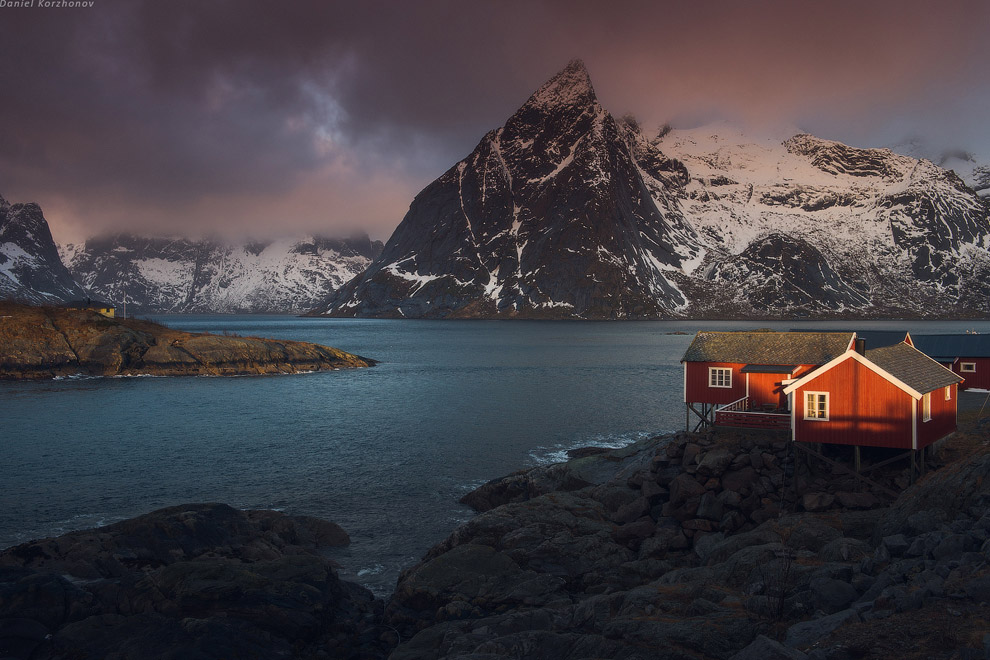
xmin=0 ymin=0 xmax=96 ymax=7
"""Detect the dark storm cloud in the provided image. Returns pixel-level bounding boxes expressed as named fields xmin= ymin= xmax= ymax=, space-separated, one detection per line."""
xmin=0 ymin=0 xmax=987 ymax=241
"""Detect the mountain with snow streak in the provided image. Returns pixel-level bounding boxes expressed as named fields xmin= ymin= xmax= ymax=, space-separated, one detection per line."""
xmin=0 ymin=193 xmax=87 ymax=304
xmin=314 ymin=59 xmax=698 ymax=319
xmin=63 ymin=234 xmax=383 ymax=314
xmin=663 ymin=127 xmax=990 ymax=316
xmin=314 ymin=61 xmax=990 ymax=319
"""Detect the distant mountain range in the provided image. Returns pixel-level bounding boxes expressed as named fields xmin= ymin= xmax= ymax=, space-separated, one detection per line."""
xmin=313 ymin=60 xmax=990 ymax=319
xmin=4 ymin=60 xmax=990 ymax=318
xmin=60 ymin=234 xmax=382 ymax=314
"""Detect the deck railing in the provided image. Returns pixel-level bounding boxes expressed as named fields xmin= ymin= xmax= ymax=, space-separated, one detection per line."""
xmin=715 ymin=396 xmax=791 ymax=431
xmin=717 ymin=396 xmax=749 ymax=413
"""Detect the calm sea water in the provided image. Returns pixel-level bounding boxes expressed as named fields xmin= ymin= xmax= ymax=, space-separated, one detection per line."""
xmin=2 ymin=317 xmax=988 ymax=594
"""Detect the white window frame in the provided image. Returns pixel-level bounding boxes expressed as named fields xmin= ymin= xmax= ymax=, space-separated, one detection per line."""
xmin=945 ymin=386 xmax=951 ymax=401
xmin=922 ymin=392 xmax=931 ymax=422
xmin=708 ymin=367 xmax=732 ymax=388
xmin=804 ymin=391 xmax=829 ymax=421
xmin=961 ymin=362 xmax=976 ymax=373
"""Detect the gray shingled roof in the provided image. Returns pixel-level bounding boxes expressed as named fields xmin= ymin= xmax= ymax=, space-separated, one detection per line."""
xmin=682 ymin=332 xmax=853 ymax=365
xmin=865 ymin=343 xmax=963 ymax=394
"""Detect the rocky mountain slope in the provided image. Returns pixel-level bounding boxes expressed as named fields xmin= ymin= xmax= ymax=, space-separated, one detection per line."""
xmin=62 ymin=233 xmax=383 ymax=314
xmin=0 ymin=301 xmax=374 ymax=378
xmin=314 ymin=60 xmax=990 ymax=319
xmin=0 ymin=193 xmax=87 ymax=304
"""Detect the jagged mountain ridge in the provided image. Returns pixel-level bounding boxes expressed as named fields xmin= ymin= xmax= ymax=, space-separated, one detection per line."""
xmin=316 ymin=60 xmax=699 ymax=319
xmin=0 ymin=193 xmax=87 ymax=304
xmin=63 ymin=234 xmax=383 ymax=314
xmin=314 ymin=61 xmax=990 ymax=319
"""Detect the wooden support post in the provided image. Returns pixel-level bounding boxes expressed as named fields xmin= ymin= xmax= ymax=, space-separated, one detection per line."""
xmin=685 ymin=404 xmax=689 ymax=432
xmin=920 ymin=446 xmax=926 ymax=475
xmin=910 ymin=451 xmax=917 ymax=485
xmin=853 ymin=446 xmax=861 ymax=473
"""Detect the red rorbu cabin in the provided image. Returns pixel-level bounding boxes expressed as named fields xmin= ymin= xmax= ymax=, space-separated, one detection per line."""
xmin=911 ymin=334 xmax=990 ymax=391
xmin=681 ymin=331 xmax=855 ymax=431
xmin=782 ymin=342 xmax=962 ymax=451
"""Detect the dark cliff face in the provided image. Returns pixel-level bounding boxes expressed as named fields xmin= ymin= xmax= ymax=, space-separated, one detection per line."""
xmin=705 ymin=233 xmax=871 ymax=313
xmin=317 ymin=60 xmax=697 ymax=319
xmin=0 ymin=193 xmax=87 ymax=303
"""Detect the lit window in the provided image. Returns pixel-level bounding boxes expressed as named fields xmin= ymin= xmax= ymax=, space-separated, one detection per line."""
xmin=961 ymin=362 xmax=976 ymax=373
xmin=945 ymin=386 xmax=951 ymax=401
xmin=922 ymin=392 xmax=931 ymax=422
xmin=804 ymin=392 xmax=828 ymax=420
xmin=709 ymin=367 xmax=732 ymax=388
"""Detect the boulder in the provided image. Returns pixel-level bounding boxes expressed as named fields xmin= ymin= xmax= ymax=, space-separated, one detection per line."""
xmin=697 ymin=447 xmax=736 ymax=477
xmin=722 ymin=467 xmax=759 ymax=495
xmin=802 ymin=492 xmax=835 ymax=512
xmin=784 ymin=609 xmax=860 ymax=649
xmin=730 ymin=634 xmax=809 ymax=660
xmin=834 ymin=492 xmax=879 ymax=510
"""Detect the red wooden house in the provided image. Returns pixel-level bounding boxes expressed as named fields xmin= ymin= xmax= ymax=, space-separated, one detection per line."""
xmin=681 ymin=331 xmax=855 ymax=431
xmin=782 ymin=342 xmax=962 ymax=450
xmin=911 ymin=334 xmax=990 ymax=391
xmin=682 ymin=331 xmax=962 ymax=452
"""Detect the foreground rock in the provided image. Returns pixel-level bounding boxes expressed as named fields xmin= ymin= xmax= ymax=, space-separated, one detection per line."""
xmin=0 ymin=504 xmax=392 ymax=659
xmin=0 ymin=301 xmax=374 ymax=379
xmin=388 ymin=431 xmax=990 ymax=659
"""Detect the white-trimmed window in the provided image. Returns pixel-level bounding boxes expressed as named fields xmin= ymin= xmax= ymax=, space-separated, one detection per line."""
xmin=804 ymin=392 xmax=829 ymax=420
xmin=922 ymin=392 xmax=931 ymax=422
xmin=945 ymin=386 xmax=952 ymax=401
xmin=709 ymin=367 xmax=732 ymax=388
xmin=961 ymin=362 xmax=976 ymax=373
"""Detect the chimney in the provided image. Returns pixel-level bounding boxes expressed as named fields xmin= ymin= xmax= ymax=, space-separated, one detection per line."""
xmin=855 ymin=338 xmax=866 ymax=356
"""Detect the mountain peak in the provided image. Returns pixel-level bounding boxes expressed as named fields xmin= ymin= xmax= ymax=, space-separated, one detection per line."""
xmin=524 ymin=59 xmax=597 ymax=110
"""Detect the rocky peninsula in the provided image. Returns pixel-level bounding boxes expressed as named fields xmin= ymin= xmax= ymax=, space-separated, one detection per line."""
xmin=2 ymin=420 xmax=990 ymax=658
xmin=0 ymin=301 xmax=374 ymax=379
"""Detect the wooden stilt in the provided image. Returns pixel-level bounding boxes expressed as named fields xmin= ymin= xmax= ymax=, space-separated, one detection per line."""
xmin=920 ymin=447 xmax=926 ymax=475
xmin=910 ymin=451 xmax=917 ymax=484
xmin=853 ymin=446 xmax=861 ymax=473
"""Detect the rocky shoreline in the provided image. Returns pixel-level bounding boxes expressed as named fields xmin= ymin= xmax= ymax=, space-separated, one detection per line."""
xmin=0 ymin=302 xmax=374 ymax=379
xmin=2 ymin=425 xmax=990 ymax=659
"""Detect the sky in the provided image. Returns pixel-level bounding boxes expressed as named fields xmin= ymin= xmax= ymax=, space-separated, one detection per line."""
xmin=1 ymin=0 xmax=988 ymax=245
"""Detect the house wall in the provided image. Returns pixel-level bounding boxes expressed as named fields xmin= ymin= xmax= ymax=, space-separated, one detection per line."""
xmin=952 ymin=358 xmax=990 ymax=390
xmin=747 ymin=372 xmax=788 ymax=409
xmin=917 ymin=383 xmax=957 ymax=448
xmin=684 ymin=362 xmax=746 ymax=405
xmin=793 ymin=358 xmax=914 ymax=449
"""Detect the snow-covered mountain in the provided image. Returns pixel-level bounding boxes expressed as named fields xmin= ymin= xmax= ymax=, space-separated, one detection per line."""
xmin=315 ymin=60 xmax=697 ymax=319
xmin=63 ymin=234 xmax=383 ymax=314
xmin=887 ymin=138 xmax=990 ymax=199
xmin=0 ymin=193 xmax=87 ymax=304
xmin=314 ymin=60 xmax=990 ymax=319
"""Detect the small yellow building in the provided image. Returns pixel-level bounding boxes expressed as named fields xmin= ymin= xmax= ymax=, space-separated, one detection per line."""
xmin=66 ymin=299 xmax=115 ymax=318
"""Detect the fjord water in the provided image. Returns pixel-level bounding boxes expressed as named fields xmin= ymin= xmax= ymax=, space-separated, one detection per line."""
xmin=2 ymin=317 xmax=988 ymax=594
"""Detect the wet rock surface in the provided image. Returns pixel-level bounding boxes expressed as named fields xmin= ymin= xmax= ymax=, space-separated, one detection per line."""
xmin=388 ymin=430 xmax=990 ymax=659
xmin=3 ymin=430 xmax=990 ymax=658
xmin=0 ymin=302 xmax=375 ymax=379
xmin=0 ymin=504 xmax=391 ymax=659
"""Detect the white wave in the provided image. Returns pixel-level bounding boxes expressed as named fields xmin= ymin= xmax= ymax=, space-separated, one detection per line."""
xmin=527 ymin=430 xmax=673 ymax=466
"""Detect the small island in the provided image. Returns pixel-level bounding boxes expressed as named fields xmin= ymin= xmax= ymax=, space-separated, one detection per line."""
xmin=0 ymin=301 xmax=375 ymax=379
